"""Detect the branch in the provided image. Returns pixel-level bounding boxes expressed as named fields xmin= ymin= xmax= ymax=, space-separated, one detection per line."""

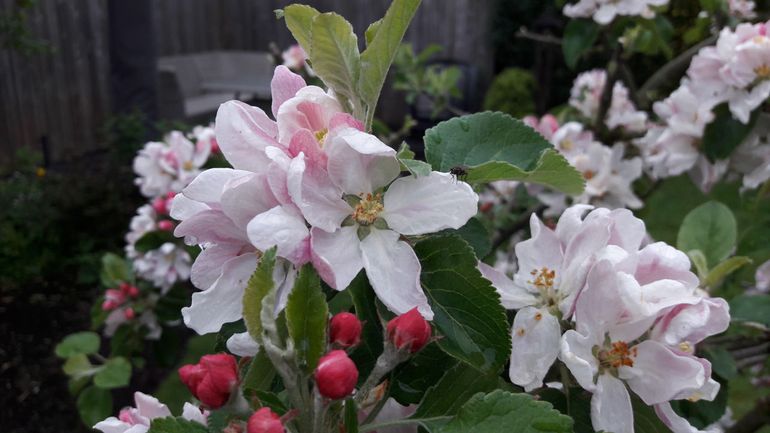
xmin=516 ymin=27 xmax=562 ymax=45
xmin=637 ymin=34 xmax=718 ymax=108
xmin=725 ymin=397 xmax=770 ymax=433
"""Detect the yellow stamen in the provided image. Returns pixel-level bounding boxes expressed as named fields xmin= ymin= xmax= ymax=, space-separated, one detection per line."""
xmin=755 ymin=64 xmax=770 ymax=79
xmin=315 ymin=128 xmax=329 ymax=146
xmin=183 ymin=160 xmax=194 ymax=171
xmin=598 ymin=341 xmax=637 ymax=368
xmin=352 ymin=193 xmax=384 ymax=225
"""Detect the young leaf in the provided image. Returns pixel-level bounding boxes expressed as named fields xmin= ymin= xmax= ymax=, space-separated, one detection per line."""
xmin=400 ymin=158 xmax=432 ymax=177
xmin=415 ymin=235 xmax=511 ymax=373
xmin=424 ymin=112 xmax=584 ymax=195
xmin=413 ymin=363 xmax=500 ymax=418
xmin=242 ymin=350 xmax=276 ymax=393
xmin=63 ymin=354 xmax=94 ymax=377
xmin=435 ymin=390 xmax=573 ymax=433
xmin=100 ymin=253 xmax=132 ymax=287
xmin=359 ymin=0 xmax=422 ymax=124
xmin=285 ymin=265 xmax=329 ymax=372
xmin=148 ymin=417 xmax=209 ymax=433
xmin=77 ymin=386 xmax=113 ymax=427
xmin=310 ymin=13 xmax=361 ymax=114
xmin=703 ymin=256 xmax=752 ymax=288
xmin=55 ymin=331 xmax=100 ymax=358
xmin=365 ymin=19 xmax=382 ymax=46
xmin=282 ymin=4 xmax=320 ymax=53
xmin=702 ymin=104 xmax=757 ymax=162
xmin=93 ymin=356 xmax=132 ymax=389
xmin=390 ymin=343 xmax=458 ymax=405
xmin=677 ymin=201 xmax=737 ymax=268
xmin=243 ymin=247 xmax=278 ymax=341
xmin=562 ymin=19 xmax=599 ymax=69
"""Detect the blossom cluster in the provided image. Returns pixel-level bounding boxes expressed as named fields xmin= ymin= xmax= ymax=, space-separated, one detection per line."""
xmin=481 ymin=205 xmax=730 ymax=433
xmin=563 ymin=0 xmax=669 ymax=25
xmin=637 ymin=20 xmax=770 ymax=191
xmin=170 ymin=66 xmax=478 ymax=349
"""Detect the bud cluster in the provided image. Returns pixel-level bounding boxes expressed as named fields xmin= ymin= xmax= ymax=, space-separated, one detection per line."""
xmin=101 ymin=282 xmax=141 ymax=320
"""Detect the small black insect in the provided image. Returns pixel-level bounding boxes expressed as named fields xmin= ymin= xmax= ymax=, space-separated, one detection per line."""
xmin=449 ymin=165 xmax=469 ymax=182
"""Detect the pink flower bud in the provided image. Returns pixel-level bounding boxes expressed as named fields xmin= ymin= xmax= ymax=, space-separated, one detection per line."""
xmin=124 ymin=307 xmax=135 ymax=320
xmin=179 ymin=353 xmax=238 ymax=409
xmin=105 ymin=288 xmax=126 ymax=305
xmin=126 ymin=285 xmax=140 ymax=298
xmin=210 ymin=138 xmax=220 ymax=154
xmin=102 ymin=300 xmax=119 ymax=311
xmin=157 ymin=220 xmax=174 ymax=231
xmin=152 ymin=196 xmax=169 ymax=215
xmin=329 ymin=312 xmax=362 ymax=348
xmin=247 ymin=408 xmax=284 ymax=433
xmin=386 ymin=308 xmax=432 ymax=353
xmin=315 ymin=350 xmax=358 ymax=399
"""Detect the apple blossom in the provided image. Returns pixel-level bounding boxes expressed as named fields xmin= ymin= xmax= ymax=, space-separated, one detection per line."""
xmin=94 ymin=392 xmax=206 ymax=433
xmin=248 ymin=407 xmax=285 ymax=433
xmin=563 ymin=0 xmax=669 ymax=24
xmin=729 ymin=0 xmax=757 ymax=19
xmin=133 ymin=131 xmax=212 ymax=198
xmin=569 ymin=69 xmax=647 ymax=133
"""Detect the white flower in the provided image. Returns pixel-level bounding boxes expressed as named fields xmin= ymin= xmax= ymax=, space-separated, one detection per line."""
xmin=133 ymin=132 xmax=211 ymax=198
xmin=564 ymin=0 xmax=669 ymax=25
xmin=94 ymin=392 xmax=207 ymax=433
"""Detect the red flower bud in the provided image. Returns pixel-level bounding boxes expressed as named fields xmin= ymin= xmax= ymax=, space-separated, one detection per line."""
xmin=152 ymin=196 xmax=169 ymax=215
xmin=329 ymin=312 xmax=362 ymax=348
xmin=210 ymin=138 xmax=220 ymax=154
xmin=157 ymin=220 xmax=175 ymax=231
xmin=179 ymin=353 xmax=238 ymax=408
xmin=247 ymin=408 xmax=284 ymax=433
xmin=386 ymin=308 xmax=432 ymax=353
xmin=314 ymin=350 xmax=358 ymax=399
xmin=101 ymin=300 xmax=119 ymax=311
xmin=126 ymin=285 xmax=140 ymax=298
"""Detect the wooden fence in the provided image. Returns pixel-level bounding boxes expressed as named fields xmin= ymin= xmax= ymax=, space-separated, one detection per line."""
xmin=1 ymin=0 xmax=492 ymax=164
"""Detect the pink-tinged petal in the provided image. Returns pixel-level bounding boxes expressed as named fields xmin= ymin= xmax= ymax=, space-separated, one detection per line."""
xmin=287 ymin=153 xmax=351 ymax=232
xmin=513 ymin=215 xmax=563 ymax=291
xmin=215 ymin=101 xmax=280 ymax=172
xmin=606 ymin=208 xmax=646 ymax=251
xmin=509 ymin=307 xmax=561 ymax=391
xmin=220 ymin=173 xmax=280 ymax=229
xmin=226 ymin=332 xmax=260 ymax=357
xmin=246 ymin=206 xmax=310 ymax=265
xmin=635 ymin=242 xmax=700 ymax=288
xmin=271 ymin=65 xmax=306 ymax=119
xmin=122 ymin=424 xmax=149 ymax=433
xmin=277 ymin=86 xmax=343 ymax=142
xmin=650 ymin=297 xmax=730 ymax=348
xmin=625 ymin=278 xmax=701 ymax=320
xmin=574 ymin=260 xmax=625 ymax=335
xmin=170 ymin=194 xmax=209 ymax=221
xmin=756 ymin=259 xmax=770 ymax=292
xmin=182 ymin=253 xmax=258 ymax=334
xmin=174 ymin=209 xmax=246 ymax=245
xmin=591 ymin=374 xmax=633 ymax=433
xmin=554 ymin=204 xmax=593 ymax=243
xmin=329 ymin=112 xmax=364 ymax=132
xmin=93 ymin=417 xmax=129 ymax=433
xmin=360 ymin=229 xmax=434 ymax=320
xmin=620 ymin=340 xmax=706 ymax=405
xmin=288 ymin=128 xmax=327 ymax=167
xmin=191 ymin=244 xmax=243 ymax=290
xmin=477 ymin=262 xmax=539 ymax=309
xmin=134 ymin=392 xmax=172 ymax=420
xmin=654 ymin=402 xmax=718 ymax=433
xmin=326 ymin=128 xmax=400 ymax=193
xmin=558 ymin=215 xmax=612 ymax=315
xmin=560 ymin=329 xmax=600 ymax=391
xmin=183 ymin=168 xmax=252 ymax=205
xmin=181 ymin=403 xmax=208 ymax=426
xmin=382 ymin=172 xmax=479 ymax=236
xmin=311 ymin=226 xmax=364 ymax=291
xmin=265 ymin=146 xmax=294 ymax=206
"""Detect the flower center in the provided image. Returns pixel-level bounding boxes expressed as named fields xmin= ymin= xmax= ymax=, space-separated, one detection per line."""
xmin=755 ymin=64 xmax=770 ymax=80
xmin=315 ymin=128 xmax=329 ymax=146
xmin=598 ymin=341 xmax=637 ymax=369
xmin=528 ymin=267 xmax=561 ymax=309
xmin=183 ymin=160 xmax=194 ymax=171
xmin=352 ymin=193 xmax=384 ymax=225
xmin=583 ymin=170 xmax=595 ymax=180
xmin=560 ymin=139 xmax=574 ymax=151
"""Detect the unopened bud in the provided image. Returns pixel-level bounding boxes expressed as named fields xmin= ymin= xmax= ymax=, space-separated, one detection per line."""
xmin=126 ymin=285 xmax=140 ymax=298
xmin=124 ymin=307 xmax=135 ymax=320
xmin=329 ymin=312 xmax=362 ymax=348
xmin=102 ymin=300 xmax=119 ymax=311
xmin=247 ymin=407 xmax=284 ymax=433
xmin=386 ymin=308 xmax=432 ymax=353
xmin=152 ymin=196 xmax=168 ymax=215
xmin=179 ymin=353 xmax=238 ymax=409
xmin=315 ymin=350 xmax=358 ymax=399
xmin=157 ymin=220 xmax=175 ymax=231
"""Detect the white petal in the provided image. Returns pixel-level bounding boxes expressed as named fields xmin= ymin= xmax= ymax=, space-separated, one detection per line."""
xmin=93 ymin=417 xmax=129 ymax=433
xmin=360 ymin=229 xmax=433 ymax=320
xmin=226 ymin=332 xmax=260 ymax=357
xmin=310 ymin=226 xmax=363 ymax=291
xmin=591 ymin=374 xmax=633 ymax=433
xmin=271 ymin=65 xmax=306 ymax=119
xmin=182 ymin=253 xmax=258 ymax=334
xmin=325 ymin=128 xmax=400 ymax=193
xmin=559 ymin=329 xmax=599 ymax=391
xmin=170 ymin=194 xmax=209 ymax=221
xmin=509 ymin=307 xmax=561 ymax=391
xmin=183 ymin=168 xmax=252 ymax=205
xmin=654 ymin=402 xmax=718 ymax=433
xmin=247 ymin=206 xmax=310 ymax=265
xmin=134 ymin=392 xmax=172 ymax=419
xmin=181 ymin=403 xmax=208 ymax=426
xmin=382 ymin=172 xmax=479 ymax=235
xmin=477 ymin=262 xmax=539 ymax=309
xmin=220 ymin=173 xmax=280 ymax=229
xmin=190 ymin=244 xmax=242 ymax=290
xmin=287 ymin=153 xmax=350 ymax=232
xmin=215 ymin=101 xmax=280 ymax=173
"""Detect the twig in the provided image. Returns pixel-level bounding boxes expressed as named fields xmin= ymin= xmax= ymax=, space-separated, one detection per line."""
xmin=594 ymin=43 xmax=622 ymax=131
xmin=725 ymin=397 xmax=770 ymax=433
xmin=516 ymin=27 xmax=562 ymax=45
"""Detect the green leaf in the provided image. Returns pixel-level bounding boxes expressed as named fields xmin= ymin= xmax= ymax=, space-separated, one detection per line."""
xmin=282 ymin=4 xmax=320 ymax=53
xmin=677 ymin=201 xmax=737 ymax=268
xmin=253 ymin=390 xmax=289 ymax=414
xmin=133 ymin=230 xmax=177 ymax=253
xmin=77 ymin=386 xmax=113 ymax=427
xmin=440 ymin=217 xmax=491 ymax=259
xmin=286 ymin=265 xmax=329 ymax=372
xmin=415 ymin=235 xmax=511 ymax=373
xmin=243 ymin=247 xmax=277 ymax=341
xmin=148 ymin=416 xmax=209 ymax=433
xmin=687 ymin=250 xmax=709 ymax=280
xmin=310 ymin=13 xmax=361 ymax=114
xmin=397 ymin=141 xmax=416 ymax=159
xmin=703 ymin=104 xmax=757 ymax=162
xmin=359 ymin=0 xmax=422 ymax=123
xmin=400 ymin=158 xmax=432 ymax=177
xmin=703 ymin=256 xmax=752 ymax=288
xmin=434 ymin=390 xmax=573 ymax=433
xmin=630 ymin=392 xmax=671 ymax=433
xmin=63 ymin=354 xmax=94 ymax=377
xmin=93 ymin=356 xmax=132 ymax=389
xmin=391 ymin=343 xmax=458 ymax=405
xmin=345 ymin=398 xmax=360 ymax=433
xmin=349 ymin=272 xmax=384 ymax=380
xmin=55 ymin=331 xmax=100 ymax=358
xmin=703 ymin=347 xmax=737 ymax=380
xmin=424 ymin=112 xmax=584 ymax=195
xmin=365 ymin=19 xmax=383 ymax=46
xmin=729 ymin=294 xmax=770 ymax=326
xmin=243 ymin=350 xmax=276 ymax=393
xmin=562 ymin=19 xmax=599 ymax=69
xmin=414 ymin=363 xmax=500 ymax=418
xmin=100 ymin=253 xmax=131 ymax=287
